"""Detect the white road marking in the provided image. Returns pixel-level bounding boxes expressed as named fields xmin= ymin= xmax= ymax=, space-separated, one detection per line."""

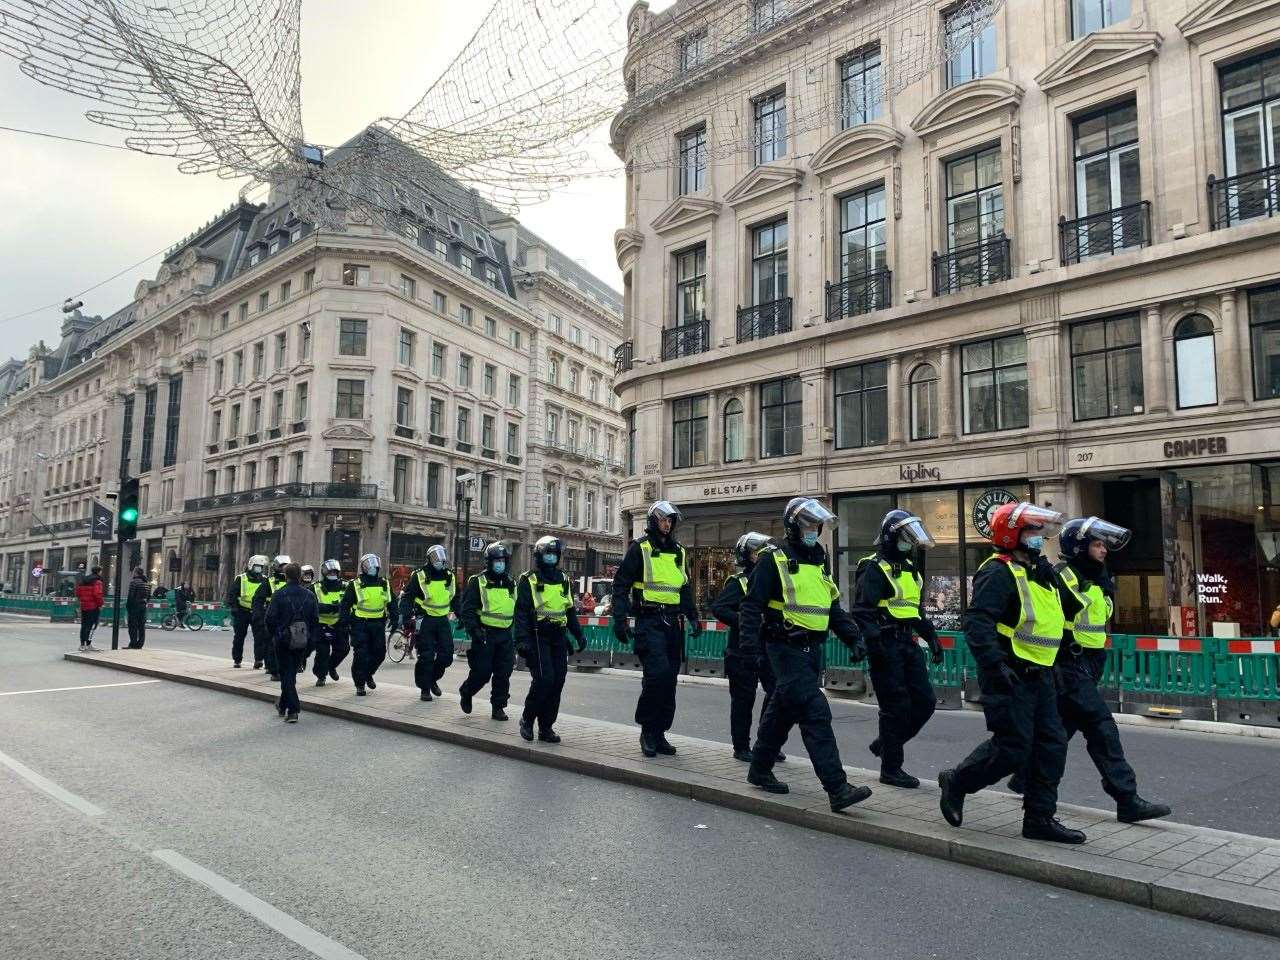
xmin=152 ymin=850 xmax=368 ymax=960
xmin=0 ymin=679 xmax=161 ymax=697
xmin=0 ymin=747 xmax=105 ymax=817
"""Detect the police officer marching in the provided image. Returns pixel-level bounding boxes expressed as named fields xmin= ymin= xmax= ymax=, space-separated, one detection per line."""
xmin=515 ymin=536 xmax=586 ymax=743
xmin=1033 ymin=517 xmax=1170 ymax=823
xmin=853 ymin=510 xmax=942 ymax=788
xmin=611 ymin=501 xmax=701 ymax=758
xmin=739 ymin=497 xmax=872 ymax=813
xmin=311 ymin=559 xmax=350 ymax=687
xmin=226 ymin=554 xmax=269 ymax=669
xmin=399 ymin=544 xmax=459 ymax=702
xmin=458 ymin=542 xmax=517 ymax=720
xmin=710 ymin=532 xmax=783 ymax=764
xmin=938 ymin=502 xmax=1085 ymax=844
xmin=342 ymin=553 xmax=392 ymax=696
xmin=253 ymin=554 xmax=291 ymax=680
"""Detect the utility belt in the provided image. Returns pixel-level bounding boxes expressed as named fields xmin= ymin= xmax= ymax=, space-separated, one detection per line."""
xmin=1005 ymin=656 xmax=1051 ymax=678
xmin=634 ymin=602 xmax=680 ymax=619
xmin=766 ymin=624 xmax=821 ymax=651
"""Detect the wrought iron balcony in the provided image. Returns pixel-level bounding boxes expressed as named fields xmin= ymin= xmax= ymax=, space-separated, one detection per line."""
xmin=613 ymin=340 xmax=633 ymax=374
xmin=29 ymin=517 xmax=89 ymax=536
xmin=1209 ymin=165 xmax=1280 ymax=230
xmin=736 ymin=297 xmax=792 ymax=343
xmin=1059 ymin=201 xmax=1151 ymax=264
xmin=184 ymin=481 xmax=377 ymax=513
xmin=660 ymin=318 xmax=710 ymax=360
xmin=825 ymin=269 xmax=891 ymax=321
xmin=932 ymin=234 xmax=1011 ymax=295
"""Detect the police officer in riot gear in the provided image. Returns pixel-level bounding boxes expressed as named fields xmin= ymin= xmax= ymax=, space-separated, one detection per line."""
xmin=938 ymin=503 xmax=1085 ymax=844
xmin=300 ymin=564 xmax=316 ymax=585
xmin=739 ymin=498 xmax=872 ymax=812
xmin=853 ymin=510 xmax=942 ymax=788
xmin=226 ymin=555 xmax=269 ymax=669
xmin=611 ymin=500 xmax=701 ymax=758
xmin=515 ymin=536 xmax=586 ymax=743
xmin=342 ymin=553 xmax=391 ymax=696
xmin=252 ymin=554 xmax=291 ymax=679
xmin=711 ymin=532 xmax=783 ymax=763
xmin=399 ymin=544 xmax=459 ymax=702
xmin=1032 ymin=517 xmax=1170 ymax=823
xmin=459 ymin=542 xmax=517 ymax=720
xmin=311 ymin=559 xmax=349 ymax=686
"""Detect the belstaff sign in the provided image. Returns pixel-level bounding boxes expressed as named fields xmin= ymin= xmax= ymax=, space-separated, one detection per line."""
xmin=703 ymin=481 xmax=759 ymax=497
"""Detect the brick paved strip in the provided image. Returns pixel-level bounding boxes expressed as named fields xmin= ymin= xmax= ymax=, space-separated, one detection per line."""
xmin=66 ymin=649 xmax=1280 ymax=939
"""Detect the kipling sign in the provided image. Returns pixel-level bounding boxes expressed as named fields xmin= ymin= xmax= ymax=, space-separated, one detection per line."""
xmin=899 ymin=463 xmax=942 ymax=482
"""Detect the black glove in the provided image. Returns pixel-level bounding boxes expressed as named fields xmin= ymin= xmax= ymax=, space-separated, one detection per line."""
xmin=613 ymin=622 xmax=630 ymax=645
xmin=926 ymin=636 xmax=944 ymax=665
xmin=515 ymin=641 xmax=529 ymax=659
xmin=981 ymin=661 xmax=1020 ymax=693
xmin=846 ymin=639 xmax=867 ymax=662
xmin=575 ymin=639 xmax=588 ymax=654
xmin=687 ymin=618 xmax=703 ymax=639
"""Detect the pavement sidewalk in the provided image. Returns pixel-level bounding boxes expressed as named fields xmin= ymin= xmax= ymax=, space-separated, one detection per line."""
xmin=66 ymin=647 xmax=1280 ymax=939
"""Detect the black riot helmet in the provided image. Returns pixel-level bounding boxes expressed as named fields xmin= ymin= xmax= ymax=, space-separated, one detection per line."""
xmin=782 ymin=497 xmax=836 ymax=546
xmin=734 ymin=532 xmax=772 ymax=571
xmin=877 ymin=510 xmax=936 ymax=555
xmin=1059 ymin=517 xmax=1131 ymax=561
xmin=646 ymin=500 xmax=682 ymax=537
xmin=534 ymin=535 xmax=563 ymax=569
xmin=484 ymin=541 xmax=511 ymax=575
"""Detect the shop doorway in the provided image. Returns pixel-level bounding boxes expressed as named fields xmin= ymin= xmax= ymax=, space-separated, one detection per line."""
xmin=1103 ymin=478 xmax=1166 ymax=635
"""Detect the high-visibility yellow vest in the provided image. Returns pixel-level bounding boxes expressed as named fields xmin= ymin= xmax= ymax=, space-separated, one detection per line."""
xmin=639 ymin=538 xmax=684 ymax=605
xmin=313 ymin=581 xmax=344 ymax=626
xmin=474 ymin=574 xmax=514 ymax=629
xmin=270 ymin=577 xmax=285 ymax=595
xmin=1057 ymin=564 xmax=1111 ymax=649
xmin=525 ymin=572 xmax=570 ymax=625
xmin=236 ymin=574 xmax=263 ymax=610
xmin=860 ymin=555 xmax=922 ymax=620
xmin=981 ymin=554 xmax=1064 ymax=666
xmin=352 ymin=578 xmax=391 ymax=619
xmin=732 ymin=573 xmax=747 ymax=594
xmin=414 ymin=569 xmax=455 ymax=617
xmin=766 ymin=548 xmax=839 ymax=632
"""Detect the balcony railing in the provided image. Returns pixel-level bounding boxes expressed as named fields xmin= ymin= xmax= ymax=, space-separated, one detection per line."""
xmin=660 ymin=318 xmax=710 ymax=360
xmin=613 ymin=340 xmax=633 ymax=374
xmin=932 ymin=233 xmax=1011 ymax=295
xmin=1059 ymin=201 xmax=1151 ymax=264
xmin=184 ymin=481 xmax=377 ymax=512
xmin=29 ymin=517 xmax=89 ymax=536
xmin=736 ymin=297 xmax=792 ymax=343
xmin=1209 ymin=165 xmax=1280 ymax=230
xmin=825 ymin=268 xmax=891 ymax=321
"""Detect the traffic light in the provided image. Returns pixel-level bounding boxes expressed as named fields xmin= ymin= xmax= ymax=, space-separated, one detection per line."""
xmin=117 ymin=476 xmax=140 ymax=540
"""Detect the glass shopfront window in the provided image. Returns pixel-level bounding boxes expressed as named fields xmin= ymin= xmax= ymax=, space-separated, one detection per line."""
xmin=1161 ymin=462 xmax=1280 ymax=637
xmin=834 ymin=482 xmax=1031 ymax=631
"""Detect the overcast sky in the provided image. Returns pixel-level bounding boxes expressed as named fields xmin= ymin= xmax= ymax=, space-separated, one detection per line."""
xmin=0 ymin=0 xmax=631 ymax=351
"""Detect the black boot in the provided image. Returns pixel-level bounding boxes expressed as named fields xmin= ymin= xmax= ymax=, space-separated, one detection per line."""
xmin=459 ymin=688 xmax=472 ymax=714
xmin=1022 ymin=816 xmax=1087 ymax=844
xmin=829 ymin=782 xmax=872 ymax=811
xmin=328 ymin=668 xmax=339 ymax=681
xmin=538 ymin=727 xmax=561 ymax=744
xmin=654 ymin=735 xmax=677 ymax=756
xmin=315 ymin=677 xmax=326 ymax=687
xmin=774 ymin=751 xmax=786 ymax=763
xmin=1118 ymin=796 xmax=1172 ymax=824
xmin=420 ymin=690 xmax=432 ymax=702
xmin=879 ymin=768 xmax=921 ymax=789
xmin=733 ymin=748 xmax=754 ymax=762
xmin=869 ymin=738 xmax=881 ymax=758
xmin=519 ymin=719 xmax=534 ymax=742
xmin=639 ymin=731 xmax=658 ymax=758
xmin=492 ymin=706 xmax=508 ymax=721
xmin=356 ymin=686 xmax=367 ymax=696
xmin=431 ymin=681 xmax=442 ymax=697
xmin=366 ymin=678 xmax=376 ymax=690
xmin=938 ymin=769 xmax=965 ymax=826
xmin=747 ymin=765 xmax=789 ymax=794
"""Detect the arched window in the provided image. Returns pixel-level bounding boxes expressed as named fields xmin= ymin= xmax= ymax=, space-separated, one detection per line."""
xmin=1174 ymin=314 xmax=1217 ymax=409
xmin=723 ymin=398 xmax=744 ymax=463
xmin=909 ymin=364 xmax=938 ymax=440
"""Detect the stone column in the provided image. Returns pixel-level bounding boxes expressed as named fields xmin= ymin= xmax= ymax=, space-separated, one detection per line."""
xmin=1142 ymin=305 xmax=1169 ymax=415
xmin=1218 ymin=289 xmax=1247 ymax=407
xmin=939 ymin=345 xmax=957 ymax=441
xmin=802 ymin=370 xmax=826 ymax=460
xmin=743 ymin=382 xmax=759 ymax=465
xmin=100 ymin=394 xmax=125 ymax=486
xmin=706 ymin=388 xmax=722 ymax=466
xmin=887 ymin=354 xmax=904 ymax=446
xmin=1024 ymin=320 xmax=1062 ymax=432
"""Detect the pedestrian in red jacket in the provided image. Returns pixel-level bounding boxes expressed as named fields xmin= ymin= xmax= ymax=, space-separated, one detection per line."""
xmin=76 ymin=567 xmax=105 ymax=651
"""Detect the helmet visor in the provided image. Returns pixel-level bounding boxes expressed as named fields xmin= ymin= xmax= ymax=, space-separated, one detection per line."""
xmin=891 ymin=516 xmax=936 ymax=550
xmin=359 ymin=554 xmax=381 ymax=575
xmin=793 ymin=498 xmax=836 ymax=530
xmin=426 ymin=544 xmax=449 ymax=566
xmin=321 ymin=560 xmax=341 ymax=577
xmin=649 ymin=500 xmax=682 ymax=523
xmin=1011 ymin=504 xmax=1066 ymax=538
xmin=1078 ymin=517 xmax=1132 ymax=551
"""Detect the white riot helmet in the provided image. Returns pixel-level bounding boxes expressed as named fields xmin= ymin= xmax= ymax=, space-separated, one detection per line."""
xmin=272 ymin=554 xmax=292 ymax=577
xmin=426 ymin=544 xmax=449 ymax=570
xmin=246 ymin=554 xmax=268 ymax=577
xmin=321 ymin=559 xmax=342 ymax=581
xmin=358 ymin=553 xmax=381 ymax=577
xmin=300 ymin=564 xmax=316 ymax=584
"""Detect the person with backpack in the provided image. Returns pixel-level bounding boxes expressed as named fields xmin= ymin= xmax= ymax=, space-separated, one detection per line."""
xmin=75 ymin=565 xmax=105 ymax=651
xmin=265 ymin=562 xmax=319 ymax=723
xmin=125 ymin=566 xmax=150 ymax=649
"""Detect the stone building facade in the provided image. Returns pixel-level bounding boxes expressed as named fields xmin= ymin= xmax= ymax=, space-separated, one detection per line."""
xmin=611 ymin=0 xmax=1280 ymax=636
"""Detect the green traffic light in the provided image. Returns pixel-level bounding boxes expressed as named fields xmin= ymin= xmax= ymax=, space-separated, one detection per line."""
xmin=121 ymin=508 xmax=138 ymax=522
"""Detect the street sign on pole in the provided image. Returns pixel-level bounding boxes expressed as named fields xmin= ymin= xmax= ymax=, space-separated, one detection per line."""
xmin=91 ymin=500 xmax=114 ymax=541
xmin=468 ymin=536 xmax=486 ymax=552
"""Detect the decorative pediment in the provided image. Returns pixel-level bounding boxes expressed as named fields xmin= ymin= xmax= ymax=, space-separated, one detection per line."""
xmin=811 ymin=122 xmax=905 ymax=177
xmin=134 ymin=279 xmax=152 ymax=300
xmin=1035 ymin=31 xmax=1162 ymax=94
xmin=1178 ymin=0 xmax=1280 ymax=41
xmin=649 ymin=195 xmax=720 ymax=236
xmin=722 ymin=164 xmax=803 ymax=208
xmin=614 ymin=228 xmax=644 ymax=268
xmin=178 ymin=248 xmax=199 ymax=271
xmin=910 ymin=78 xmax=1024 ymax=139
xmin=321 ymin=423 xmax=373 ymax=441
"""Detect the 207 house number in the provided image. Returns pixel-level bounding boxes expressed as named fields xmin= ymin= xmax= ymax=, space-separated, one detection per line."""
xmin=1074 ymin=451 xmax=1093 ymax=463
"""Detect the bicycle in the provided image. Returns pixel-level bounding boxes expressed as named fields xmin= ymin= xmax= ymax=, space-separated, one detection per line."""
xmin=161 ymin=610 xmax=204 ymax=631
xmin=387 ymin=625 xmax=415 ymax=663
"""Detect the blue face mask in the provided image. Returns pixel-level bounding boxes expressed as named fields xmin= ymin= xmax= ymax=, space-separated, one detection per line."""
xmin=801 ymin=532 xmax=819 ymax=548
xmin=430 ymin=558 xmax=444 ymax=571
xmin=897 ymin=537 xmax=912 ymax=553
xmin=492 ymin=560 xmax=506 ymax=575
xmin=543 ymin=553 xmax=558 ymax=566
xmin=1023 ymin=535 xmax=1045 ymax=552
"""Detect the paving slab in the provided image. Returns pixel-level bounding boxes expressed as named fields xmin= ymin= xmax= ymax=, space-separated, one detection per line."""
xmin=66 ymin=648 xmax=1280 ymax=939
